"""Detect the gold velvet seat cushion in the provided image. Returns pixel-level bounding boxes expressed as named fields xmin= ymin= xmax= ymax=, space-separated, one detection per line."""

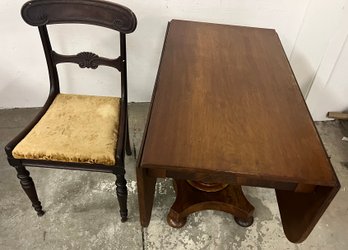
xmin=12 ymin=93 xmax=120 ymax=166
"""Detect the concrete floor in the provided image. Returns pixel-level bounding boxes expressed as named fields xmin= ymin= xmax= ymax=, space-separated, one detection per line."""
xmin=0 ymin=103 xmax=347 ymax=250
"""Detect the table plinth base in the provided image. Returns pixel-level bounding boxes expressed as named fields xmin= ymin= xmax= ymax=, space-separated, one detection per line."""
xmin=167 ymin=179 xmax=255 ymax=228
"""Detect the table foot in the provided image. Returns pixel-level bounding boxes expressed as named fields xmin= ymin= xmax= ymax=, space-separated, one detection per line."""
xmin=167 ymin=179 xmax=254 ymax=228
xmin=167 ymin=209 xmax=187 ymax=228
xmin=234 ymin=215 xmax=254 ymax=227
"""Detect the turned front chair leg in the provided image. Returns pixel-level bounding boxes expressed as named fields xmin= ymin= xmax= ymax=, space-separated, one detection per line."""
xmin=15 ymin=165 xmax=45 ymax=216
xmin=115 ymin=173 xmax=128 ymax=222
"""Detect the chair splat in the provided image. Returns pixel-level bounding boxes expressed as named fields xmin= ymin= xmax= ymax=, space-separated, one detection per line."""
xmin=52 ymin=51 xmax=122 ymax=70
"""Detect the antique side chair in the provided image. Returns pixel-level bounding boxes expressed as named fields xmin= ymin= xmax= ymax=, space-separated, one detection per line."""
xmin=4 ymin=0 xmax=137 ymax=222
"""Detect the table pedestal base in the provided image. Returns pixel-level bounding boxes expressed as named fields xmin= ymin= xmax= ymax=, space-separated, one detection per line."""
xmin=167 ymin=179 xmax=255 ymax=228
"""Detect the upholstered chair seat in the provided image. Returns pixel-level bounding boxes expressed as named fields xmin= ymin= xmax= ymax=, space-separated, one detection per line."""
xmin=12 ymin=93 xmax=120 ymax=166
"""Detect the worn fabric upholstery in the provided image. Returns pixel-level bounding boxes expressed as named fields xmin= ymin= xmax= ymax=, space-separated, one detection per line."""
xmin=12 ymin=93 xmax=120 ymax=166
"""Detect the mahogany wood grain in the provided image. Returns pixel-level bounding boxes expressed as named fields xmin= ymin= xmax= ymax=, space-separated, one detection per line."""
xmin=142 ymin=20 xmax=336 ymax=187
xmin=276 ymin=185 xmax=339 ymax=242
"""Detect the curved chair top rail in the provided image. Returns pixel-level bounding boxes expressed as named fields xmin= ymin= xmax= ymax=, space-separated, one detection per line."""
xmin=21 ymin=0 xmax=137 ymax=33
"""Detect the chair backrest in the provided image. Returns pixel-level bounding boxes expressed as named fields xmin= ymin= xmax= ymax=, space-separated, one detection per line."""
xmin=21 ymin=0 xmax=137 ymax=101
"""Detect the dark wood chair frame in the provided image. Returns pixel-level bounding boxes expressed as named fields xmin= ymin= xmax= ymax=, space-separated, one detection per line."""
xmin=4 ymin=0 xmax=137 ymax=222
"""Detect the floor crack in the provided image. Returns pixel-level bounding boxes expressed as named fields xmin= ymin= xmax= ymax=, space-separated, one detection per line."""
xmin=141 ymin=226 xmax=145 ymax=250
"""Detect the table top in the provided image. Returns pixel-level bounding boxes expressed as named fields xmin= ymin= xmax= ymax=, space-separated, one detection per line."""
xmin=141 ymin=19 xmax=338 ymax=187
